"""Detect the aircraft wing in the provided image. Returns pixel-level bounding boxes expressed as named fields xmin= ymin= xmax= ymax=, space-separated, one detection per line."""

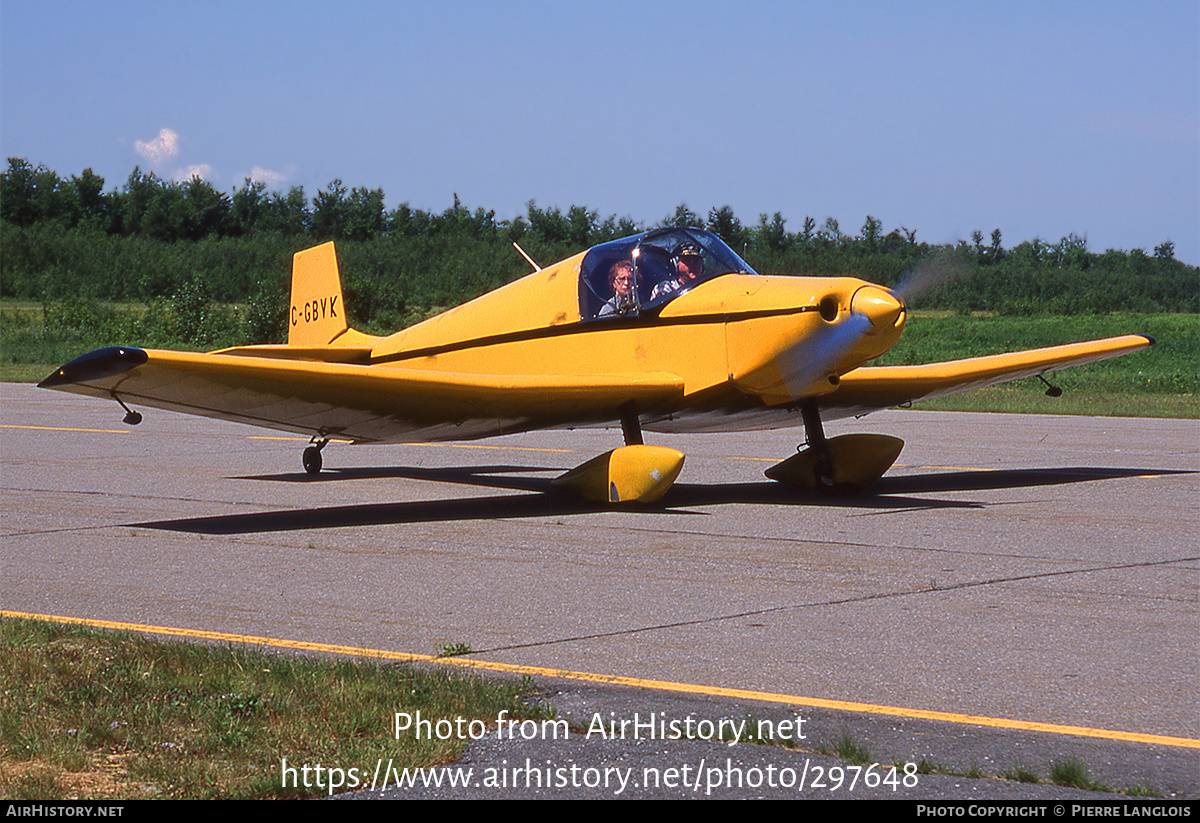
xmin=823 ymin=334 xmax=1154 ymax=416
xmin=38 ymin=346 xmax=685 ymax=443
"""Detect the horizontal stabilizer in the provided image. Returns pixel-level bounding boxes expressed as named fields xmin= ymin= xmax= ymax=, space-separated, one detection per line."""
xmin=211 ymin=344 xmax=375 ymax=363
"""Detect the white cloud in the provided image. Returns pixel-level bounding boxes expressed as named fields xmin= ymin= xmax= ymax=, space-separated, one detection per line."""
xmin=246 ymin=165 xmax=287 ymax=187
xmin=134 ymin=128 xmax=180 ymax=164
xmin=172 ymin=163 xmax=213 ymax=182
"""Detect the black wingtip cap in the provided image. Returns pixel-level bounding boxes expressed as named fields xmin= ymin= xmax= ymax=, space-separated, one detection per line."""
xmin=38 ymin=347 xmax=149 ymax=388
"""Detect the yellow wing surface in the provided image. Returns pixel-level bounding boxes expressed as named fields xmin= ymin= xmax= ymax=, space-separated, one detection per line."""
xmin=39 ymin=334 xmax=1153 ymax=440
xmin=39 ymin=347 xmax=684 ymax=443
xmin=824 ymin=334 xmax=1154 ymax=417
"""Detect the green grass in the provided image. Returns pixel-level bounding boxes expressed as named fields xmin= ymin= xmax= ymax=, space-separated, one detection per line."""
xmin=2 ymin=362 xmax=61 ymax=382
xmin=1124 ymin=785 xmax=1162 ymax=798
xmin=909 ymin=384 xmax=1198 ymax=417
xmin=832 ymin=731 xmax=873 ymax=765
xmin=0 ymin=617 xmax=551 ymax=799
xmin=1001 ymin=765 xmax=1041 ymax=784
xmin=1049 ymin=758 xmax=1111 ymax=792
xmin=0 ymin=299 xmax=223 ymax=384
xmin=902 ymin=758 xmax=1159 ymax=796
xmin=435 ymin=642 xmax=475 ymax=658
xmin=876 ymin=311 xmax=1196 ymax=417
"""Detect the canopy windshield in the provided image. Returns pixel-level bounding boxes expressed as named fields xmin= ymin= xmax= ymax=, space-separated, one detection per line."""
xmin=579 ymin=227 xmax=756 ymax=321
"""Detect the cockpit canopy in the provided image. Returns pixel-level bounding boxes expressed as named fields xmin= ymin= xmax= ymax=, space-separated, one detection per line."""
xmin=579 ymin=227 xmax=756 ymax=321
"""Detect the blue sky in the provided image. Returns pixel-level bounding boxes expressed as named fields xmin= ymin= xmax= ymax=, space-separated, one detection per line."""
xmin=2 ymin=1 xmax=1197 ymax=262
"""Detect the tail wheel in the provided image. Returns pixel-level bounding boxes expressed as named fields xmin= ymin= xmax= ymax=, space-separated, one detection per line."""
xmin=302 ymin=436 xmax=331 ymax=475
xmin=302 ymin=446 xmax=322 ymax=475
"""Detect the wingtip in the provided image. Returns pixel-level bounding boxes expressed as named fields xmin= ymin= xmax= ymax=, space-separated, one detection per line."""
xmin=1140 ymin=334 xmax=1156 ymax=346
xmin=38 ymin=346 xmax=149 ymax=388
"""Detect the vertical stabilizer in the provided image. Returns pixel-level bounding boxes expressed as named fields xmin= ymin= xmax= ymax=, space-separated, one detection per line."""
xmin=288 ymin=242 xmax=348 ymax=347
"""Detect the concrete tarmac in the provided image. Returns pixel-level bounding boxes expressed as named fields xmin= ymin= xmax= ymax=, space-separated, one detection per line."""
xmin=3 ymin=384 xmax=1197 ymax=797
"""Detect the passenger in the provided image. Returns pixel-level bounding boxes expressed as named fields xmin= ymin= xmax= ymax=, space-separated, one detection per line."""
xmin=650 ymin=242 xmax=704 ymax=300
xmin=598 ymin=260 xmax=639 ymax=317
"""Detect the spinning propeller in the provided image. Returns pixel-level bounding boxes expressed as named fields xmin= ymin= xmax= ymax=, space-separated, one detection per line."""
xmin=777 ymin=249 xmax=969 ymax=402
xmin=777 ymin=284 xmax=905 ymax=401
xmin=890 ymin=247 xmax=972 ymax=304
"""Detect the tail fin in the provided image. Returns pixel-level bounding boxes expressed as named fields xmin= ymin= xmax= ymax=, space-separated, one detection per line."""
xmin=289 ymin=242 xmax=349 ymax=347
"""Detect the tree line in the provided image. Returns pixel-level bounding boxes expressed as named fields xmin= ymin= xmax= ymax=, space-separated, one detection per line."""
xmin=2 ymin=158 xmax=1195 ymax=345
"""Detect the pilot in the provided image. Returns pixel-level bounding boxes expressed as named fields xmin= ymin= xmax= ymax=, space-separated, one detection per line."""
xmin=598 ymin=259 xmax=639 ymax=317
xmin=650 ymin=242 xmax=704 ymax=300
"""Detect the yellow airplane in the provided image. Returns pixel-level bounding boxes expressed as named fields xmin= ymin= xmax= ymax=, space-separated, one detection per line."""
xmin=40 ymin=227 xmax=1152 ymax=503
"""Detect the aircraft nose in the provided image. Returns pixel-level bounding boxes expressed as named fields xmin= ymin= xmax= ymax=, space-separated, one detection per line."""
xmin=851 ymin=285 xmax=905 ymax=331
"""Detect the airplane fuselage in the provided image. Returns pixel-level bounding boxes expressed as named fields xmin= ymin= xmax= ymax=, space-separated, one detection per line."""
xmin=365 ymin=252 xmax=905 ymax=431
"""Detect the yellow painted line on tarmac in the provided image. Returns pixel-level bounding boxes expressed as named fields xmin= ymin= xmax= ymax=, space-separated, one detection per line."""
xmin=728 ymin=458 xmax=995 ymax=469
xmin=5 ymin=609 xmax=1196 ymax=751
xmin=248 ymin=436 xmax=351 ymax=443
xmin=1 ymin=424 xmax=129 ymax=434
xmin=903 ymin=464 xmax=1164 ymax=480
xmin=420 ymin=443 xmax=573 ymax=453
xmin=247 ymin=436 xmax=571 ymax=453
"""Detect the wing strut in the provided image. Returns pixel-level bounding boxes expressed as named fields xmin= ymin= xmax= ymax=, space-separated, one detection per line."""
xmin=620 ymin=401 xmax=644 ymax=446
xmin=798 ymin=400 xmax=833 ymax=485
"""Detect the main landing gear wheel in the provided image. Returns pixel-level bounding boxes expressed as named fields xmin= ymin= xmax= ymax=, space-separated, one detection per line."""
xmin=302 ymin=437 xmax=329 ymax=475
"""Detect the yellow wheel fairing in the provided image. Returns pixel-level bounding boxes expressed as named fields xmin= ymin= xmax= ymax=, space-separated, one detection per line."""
xmin=551 ymin=446 xmax=686 ymax=504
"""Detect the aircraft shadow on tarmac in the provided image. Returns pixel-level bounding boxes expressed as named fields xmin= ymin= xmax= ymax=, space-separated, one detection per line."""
xmin=133 ymin=464 xmax=1188 ymax=535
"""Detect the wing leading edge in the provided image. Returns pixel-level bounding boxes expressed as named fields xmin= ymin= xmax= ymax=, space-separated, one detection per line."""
xmin=824 ymin=334 xmax=1154 ymax=416
xmin=39 ymin=347 xmax=685 ymax=443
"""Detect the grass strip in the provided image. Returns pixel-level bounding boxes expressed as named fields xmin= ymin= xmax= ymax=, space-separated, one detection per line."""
xmin=0 ymin=617 xmax=551 ymax=799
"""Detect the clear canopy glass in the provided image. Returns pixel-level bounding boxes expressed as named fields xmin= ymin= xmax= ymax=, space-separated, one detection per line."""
xmin=579 ymin=227 xmax=756 ymax=320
